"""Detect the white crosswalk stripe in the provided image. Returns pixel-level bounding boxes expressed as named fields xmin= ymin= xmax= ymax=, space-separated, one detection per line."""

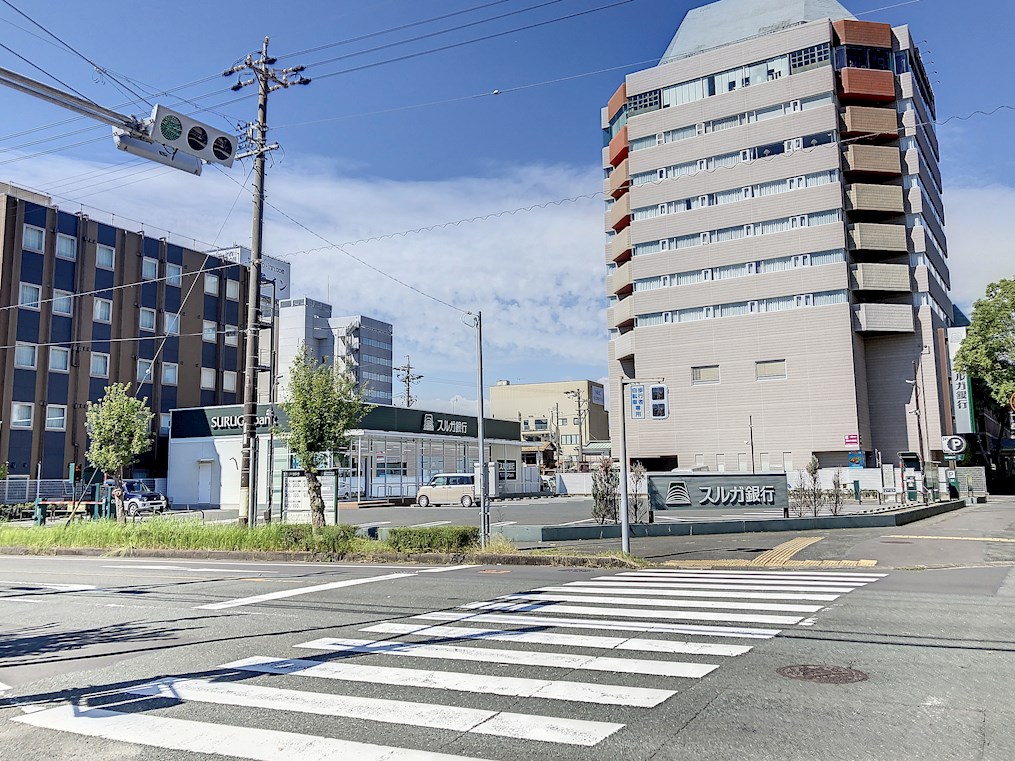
xmin=16 ymin=567 xmax=885 ymax=760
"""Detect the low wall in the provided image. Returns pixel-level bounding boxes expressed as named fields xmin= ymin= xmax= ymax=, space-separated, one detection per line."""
xmin=499 ymin=499 xmax=968 ymax=543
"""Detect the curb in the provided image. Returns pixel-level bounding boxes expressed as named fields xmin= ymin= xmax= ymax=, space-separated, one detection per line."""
xmin=0 ymin=545 xmax=638 ymax=569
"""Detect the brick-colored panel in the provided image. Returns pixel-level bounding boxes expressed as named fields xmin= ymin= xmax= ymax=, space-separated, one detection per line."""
xmin=832 ymin=20 xmax=893 ymax=48
xmin=607 ymin=227 xmax=632 ymax=264
xmin=838 ymin=68 xmax=896 ymax=103
xmin=607 ymin=193 xmax=631 ymax=232
xmin=608 ymin=125 xmax=628 ymax=167
xmin=608 ymin=158 xmax=629 ymax=199
xmin=841 ymin=105 xmax=898 ymax=137
xmin=844 ymin=144 xmax=902 ymax=176
xmin=607 ymin=82 xmax=627 ymax=123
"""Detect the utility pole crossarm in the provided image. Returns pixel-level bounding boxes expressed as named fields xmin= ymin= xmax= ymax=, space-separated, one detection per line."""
xmin=394 ymin=355 xmax=424 ymax=408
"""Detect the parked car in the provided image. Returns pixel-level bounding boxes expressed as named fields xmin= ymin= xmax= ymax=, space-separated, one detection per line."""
xmin=416 ymin=473 xmax=476 ymax=507
xmin=105 ymin=480 xmax=170 ymax=516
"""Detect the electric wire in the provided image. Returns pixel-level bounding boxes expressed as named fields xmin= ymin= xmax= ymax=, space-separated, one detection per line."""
xmin=0 ymin=40 xmax=92 ymax=101
xmin=0 ymin=326 xmax=240 ymax=352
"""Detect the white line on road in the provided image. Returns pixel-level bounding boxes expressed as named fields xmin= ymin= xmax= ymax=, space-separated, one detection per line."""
xmin=196 ymin=572 xmax=416 ymax=610
xmin=0 ymin=581 xmax=97 ymax=592
xmin=490 ymin=521 xmax=516 ymax=527
xmin=223 ymin=655 xmax=675 ymax=707
xmin=497 ymin=592 xmax=823 ymax=613
xmin=554 ymin=583 xmax=840 ymax=601
xmin=0 ymin=681 xmax=11 ymax=692
xmin=361 ymin=622 xmax=752 ymax=656
xmin=553 ymin=518 xmax=598 ymax=526
xmin=415 ymin=610 xmax=781 ymax=638
xmin=295 ymin=637 xmax=719 ymax=679
xmin=614 ymin=573 xmax=874 ymax=585
xmin=128 ymin=678 xmax=622 ymax=747
xmin=409 ymin=521 xmax=454 ymax=528
xmin=618 ymin=570 xmax=886 ymax=580
xmin=355 ymin=521 xmax=392 ymax=528
xmin=13 ymin=705 xmax=494 ymax=761
xmin=589 ymin=577 xmax=860 ymax=593
xmin=419 ymin=565 xmax=478 ymax=574
xmin=461 ymin=600 xmax=804 ymax=625
xmin=102 ymin=565 xmax=278 ymax=574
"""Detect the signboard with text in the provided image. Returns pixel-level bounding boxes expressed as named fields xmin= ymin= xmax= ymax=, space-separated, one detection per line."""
xmin=647 ymin=473 xmax=788 ymax=510
xmin=843 ymin=433 xmax=860 ymax=448
xmin=629 ymin=384 xmax=646 ymax=420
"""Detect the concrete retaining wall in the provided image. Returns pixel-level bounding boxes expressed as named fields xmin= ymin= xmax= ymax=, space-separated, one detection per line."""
xmin=499 ymin=499 xmax=967 ymax=543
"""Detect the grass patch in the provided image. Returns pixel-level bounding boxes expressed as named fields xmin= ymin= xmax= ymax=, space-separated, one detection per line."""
xmin=0 ymin=519 xmax=360 ymax=554
xmin=524 ymin=546 xmax=649 ymax=567
xmin=387 ymin=525 xmax=479 ymax=554
xmin=479 ymin=534 xmax=518 ymax=554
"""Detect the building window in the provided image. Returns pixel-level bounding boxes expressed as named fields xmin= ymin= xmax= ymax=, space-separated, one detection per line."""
xmin=94 ymin=298 xmax=112 ymax=323
xmin=160 ymin=362 xmax=177 ymax=385
xmin=203 ymin=320 xmax=217 ymax=342
xmin=165 ymin=313 xmax=180 ymax=335
xmin=573 ymin=417 xmax=580 ymax=425
xmin=90 ymin=352 xmax=109 ymax=377
xmin=52 ymin=289 xmax=73 ymax=316
xmin=225 ymin=279 xmax=240 ymax=300
xmin=22 ymin=224 xmax=44 ymax=252
xmin=200 ymin=368 xmax=216 ymax=390
xmin=11 ymin=403 xmax=33 ymax=429
xmin=223 ymin=370 xmax=237 ymax=393
xmin=561 ymin=434 xmax=581 ymax=445
xmin=159 ymin=413 xmax=171 ymax=436
xmin=49 ymin=347 xmax=70 ymax=373
xmin=224 ymin=326 xmax=238 ymax=347
xmin=558 ymin=418 xmax=568 ymax=426
xmin=55 ymin=234 xmax=77 ymax=261
xmin=204 ymin=273 xmax=219 ymax=295
xmin=139 ymin=307 xmax=156 ymax=331
xmin=96 ymin=244 xmax=115 ymax=270
xmin=756 ymin=359 xmax=787 ymax=380
xmin=14 ymin=342 xmax=37 ymax=369
xmin=142 ymin=257 xmax=158 ymax=280
xmin=136 ymin=359 xmax=154 ymax=383
xmin=166 ymin=263 xmax=183 ymax=288
xmin=46 ymin=404 xmax=67 ymax=431
xmin=691 ymin=365 xmax=720 ymax=385
xmin=19 ymin=282 xmax=41 ymax=309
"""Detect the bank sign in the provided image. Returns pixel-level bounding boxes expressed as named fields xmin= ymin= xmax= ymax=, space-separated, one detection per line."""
xmin=647 ymin=473 xmax=788 ymax=510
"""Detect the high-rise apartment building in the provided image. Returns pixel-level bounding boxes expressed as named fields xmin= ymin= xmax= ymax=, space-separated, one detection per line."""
xmin=274 ymin=298 xmax=394 ymax=405
xmin=0 ymin=185 xmax=251 ymax=477
xmin=603 ymin=0 xmax=951 ymax=472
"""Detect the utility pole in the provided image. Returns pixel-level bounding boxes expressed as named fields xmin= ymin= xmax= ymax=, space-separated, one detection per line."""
xmin=470 ymin=312 xmax=490 ymax=548
xmin=394 ymin=355 xmax=424 ymax=408
xmin=228 ymin=37 xmax=310 ymax=526
xmin=565 ymin=387 xmax=587 ymax=465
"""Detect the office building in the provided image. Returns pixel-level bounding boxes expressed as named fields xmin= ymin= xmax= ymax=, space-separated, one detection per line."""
xmin=603 ymin=0 xmax=952 ymax=471
xmin=0 ymin=185 xmax=252 ymax=477
xmin=274 ymin=298 xmax=394 ymax=405
xmin=490 ymin=379 xmax=609 ymax=466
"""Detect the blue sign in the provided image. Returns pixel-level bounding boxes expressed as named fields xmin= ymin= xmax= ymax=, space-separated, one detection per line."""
xmin=848 ymin=451 xmax=865 ymax=468
xmin=629 ymin=384 xmax=645 ymax=420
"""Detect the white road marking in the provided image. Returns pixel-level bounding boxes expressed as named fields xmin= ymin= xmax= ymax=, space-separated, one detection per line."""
xmin=409 ymin=521 xmax=454 ymax=528
xmin=552 ymin=583 xmax=839 ymax=601
xmin=102 ymin=565 xmax=278 ymax=574
xmin=588 ymin=578 xmax=859 ymax=593
xmin=224 ymin=655 xmax=675 ymax=707
xmin=0 ymin=581 xmax=97 ymax=592
xmin=0 ymin=681 xmax=11 ymax=692
xmin=490 ymin=521 xmax=516 ymax=527
xmin=462 ymin=600 xmax=804 ymax=625
xmin=294 ymin=637 xmax=718 ymax=679
xmin=128 ymin=678 xmax=622 ymax=746
xmin=13 ymin=705 xmax=492 ymax=761
xmin=613 ymin=574 xmax=872 ymax=586
xmin=618 ymin=571 xmax=885 ymax=580
xmin=0 ymin=597 xmax=43 ymax=603
xmin=355 ymin=521 xmax=392 ymax=528
xmin=553 ymin=518 xmax=598 ymax=526
xmin=415 ymin=610 xmax=781 ymax=638
xmin=496 ymin=591 xmax=823 ymax=613
xmin=419 ymin=565 xmax=478 ymax=574
xmin=361 ymin=622 xmax=752 ymax=656
xmin=196 ymin=572 xmax=416 ymax=610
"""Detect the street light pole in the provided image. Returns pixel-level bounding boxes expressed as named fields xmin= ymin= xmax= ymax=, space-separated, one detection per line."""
xmin=471 ymin=311 xmax=490 ymax=548
xmin=749 ymin=415 xmax=756 ymax=474
xmin=618 ymin=379 xmax=631 ymax=555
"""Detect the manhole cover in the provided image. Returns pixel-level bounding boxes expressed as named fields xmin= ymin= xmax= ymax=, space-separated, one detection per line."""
xmin=777 ymin=665 xmax=868 ymax=684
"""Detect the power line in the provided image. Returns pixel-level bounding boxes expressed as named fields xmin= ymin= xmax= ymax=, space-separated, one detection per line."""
xmin=394 ymin=355 xmax=425 ymax=408
xmin=0 ymin=41 xmax=92 ymax=101
xmin=0 ymin=325 xmax=240 ymax=352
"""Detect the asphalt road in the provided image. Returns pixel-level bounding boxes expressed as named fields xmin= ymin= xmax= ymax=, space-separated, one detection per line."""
xmin=1 ymin=499 xmax=1014 ymax=760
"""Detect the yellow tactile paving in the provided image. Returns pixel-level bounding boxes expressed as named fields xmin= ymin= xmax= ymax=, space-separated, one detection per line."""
xmin=661 ymin=536 xmax=878 ymax=568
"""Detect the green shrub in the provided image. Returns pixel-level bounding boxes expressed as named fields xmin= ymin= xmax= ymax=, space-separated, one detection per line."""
xmin=387 ymin=525 xmax=479 ymax=553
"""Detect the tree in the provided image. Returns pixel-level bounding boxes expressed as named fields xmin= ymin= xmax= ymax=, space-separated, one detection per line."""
xmin=630 ymin=461 xmax=647 ymax=523
xmin=953 ymin=279 xmax=1015 ymax=410
xmin=590 ymin=455 xmax=619 ymax=524
xmin=791 ymin=456 xmax=825 ymax=518
xmin=830 ymin=468 xmax=845 ymax=516
xmin=85 ymin=383 xmax=153 ymax=523
xmin=280 ymin=345 xmax=372 ymax=528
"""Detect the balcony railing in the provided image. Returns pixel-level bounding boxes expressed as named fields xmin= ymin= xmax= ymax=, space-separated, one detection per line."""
xmin=853 ymin=303 xmax=914 ymax=333
xmin=841 ymin=105 xmax=898 ymax=137
xmin=846 ymin=183 xmax=904 ymax=215
xmin=607 ymin=193 xmax=631 ymax=232
xmin=607 ymin=259 xmax=633 ymax=296
xmin=848 ymin=222 xmax=909 ymax=252
xmin=850 ymin=263 xmax=911 ymax=292
xmin=607 ymin=296 xmax=635 ymax=329
xmin=608 ymin=158 xmax=630 ymax=199
xmin=843 ymin=144 xmax=902 ymax=176
xmin=838 ymin=68 xmax=896 ymax=103
xmin=606 ymin=227 xmax=632 ymax=264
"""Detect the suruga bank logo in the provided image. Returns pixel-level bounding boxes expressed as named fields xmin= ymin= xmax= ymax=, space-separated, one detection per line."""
xmin=422 ymin=414 xmax=436 ymax=432
xmin=422 ymin=413 xmax=469 ymax=435
xmin=665 ymin=481 xmax=692 ymax=506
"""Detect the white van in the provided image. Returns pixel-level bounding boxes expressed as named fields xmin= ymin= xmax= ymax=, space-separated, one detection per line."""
xmin=416 ymin=473 xmax=476 ymax=507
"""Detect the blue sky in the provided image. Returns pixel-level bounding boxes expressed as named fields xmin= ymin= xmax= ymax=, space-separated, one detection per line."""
xmin=0 ymin=0 xmax=1011 ymax=412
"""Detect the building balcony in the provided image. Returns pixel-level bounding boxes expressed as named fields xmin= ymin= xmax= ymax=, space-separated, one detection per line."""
xmin=846 ymin=183 xmax=904 ymax=215
xmin=853 ymin=303 xmax=914 ymax=333
xmin=606 ymin=227 xmax=632 ymax=264
xmin=607 ymin=193 xmax=631 ymax=233
xmin=612 ymin=329 xmax=635 ymax=361
xmin=838 ymin=68 xmax=896 ymax=104
xmin=608 ymin=125 xmax=628 ymax=168
xmin=833 ymin=19 xmax=893 ymax=48
xmin=850 ymin=263 xmax=911 ymax=292
xmin=607 ymin=296 xmax=635 ymax=329
xmin=608 ymin=158 xmax=630 ymax=199
xmin=607 ymin=259 xmax=633 ymax=296
xmin=848 ymin=222 xmax=908 ymax=253
xmin=841 ymin=105 xmax=898 ymax=138
xmin=843 ymin=144 xmax=902 ymax=176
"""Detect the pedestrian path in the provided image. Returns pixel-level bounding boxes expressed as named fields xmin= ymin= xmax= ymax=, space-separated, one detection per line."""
xmin=13 ymin=568 xmax=887 ymax=759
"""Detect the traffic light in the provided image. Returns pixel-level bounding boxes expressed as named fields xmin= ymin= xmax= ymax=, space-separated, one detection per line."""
xmin=649 ymin=383 xmax=669 ymax=419
xmin=148 ymin=105 xmax=237 ymax=167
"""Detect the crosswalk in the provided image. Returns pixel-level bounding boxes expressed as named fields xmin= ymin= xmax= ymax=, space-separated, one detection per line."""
xmin=12 ymin=567 xmax=886 ymax=759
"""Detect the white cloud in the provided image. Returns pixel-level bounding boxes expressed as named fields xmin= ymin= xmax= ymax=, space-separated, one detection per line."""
xmin=942 ymin=183 xmax=1015 ymax=311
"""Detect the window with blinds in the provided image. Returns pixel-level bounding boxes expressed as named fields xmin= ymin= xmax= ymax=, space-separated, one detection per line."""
xmin=756 ymin=359 xmax=787 ymax=380
xmin=691 ymin=365 xmax=720 ymax=385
